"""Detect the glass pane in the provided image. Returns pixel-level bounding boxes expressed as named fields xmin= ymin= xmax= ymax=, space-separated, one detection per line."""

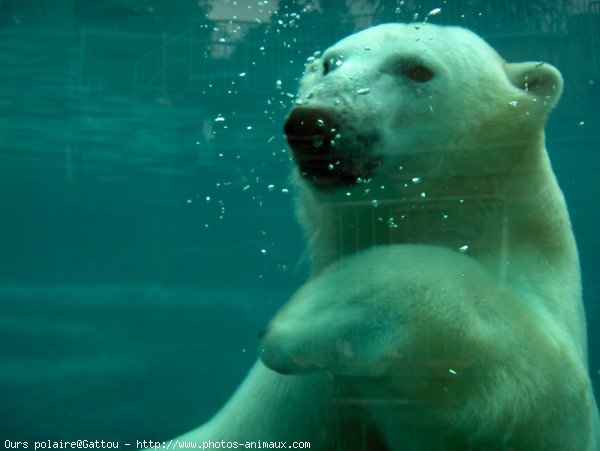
xmin=1 ymin=1 xmax=598 ymax=449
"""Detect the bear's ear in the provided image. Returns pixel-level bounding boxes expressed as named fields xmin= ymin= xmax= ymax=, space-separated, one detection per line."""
xmin=505 ymin=61 xmax=563 ymax=110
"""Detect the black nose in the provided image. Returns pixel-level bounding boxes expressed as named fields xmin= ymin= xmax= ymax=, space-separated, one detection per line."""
xmin=283 ymin=107 xmax=372 ymax=187
xmin=283 ymin=107 xmax=337 ymax=158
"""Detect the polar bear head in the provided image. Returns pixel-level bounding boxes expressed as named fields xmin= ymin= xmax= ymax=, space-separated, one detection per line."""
xmin=284 ymin=23 xmax=563 ymax=198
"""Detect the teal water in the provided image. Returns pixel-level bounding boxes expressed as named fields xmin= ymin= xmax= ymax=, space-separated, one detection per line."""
xmin=1 ymin=0 xmax=599 ymax=444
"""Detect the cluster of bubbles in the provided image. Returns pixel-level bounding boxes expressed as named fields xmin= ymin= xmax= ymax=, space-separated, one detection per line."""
xmin=191 ymin=1 xmax=459 ymax=267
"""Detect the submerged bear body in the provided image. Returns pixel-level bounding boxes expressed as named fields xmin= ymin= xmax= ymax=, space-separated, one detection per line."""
xmin=176 ymin=24 xmax=600 ymax=450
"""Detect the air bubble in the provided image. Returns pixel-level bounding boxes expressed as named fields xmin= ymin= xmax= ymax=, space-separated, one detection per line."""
xmin=313 ymin=135 xmax=325 ymax=148
xmin=327 ymin=55 xmax=344 ymax=70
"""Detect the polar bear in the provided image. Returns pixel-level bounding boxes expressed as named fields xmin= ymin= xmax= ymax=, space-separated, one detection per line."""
xmin=177 ymin=24 xmax=600 ymax=450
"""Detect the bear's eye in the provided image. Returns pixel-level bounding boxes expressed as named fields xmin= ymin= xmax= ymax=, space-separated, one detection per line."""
xmin=397 ymin=60 xmax=435 ymax=83
xmin=322 ymin=54 xmax=344 ymax=76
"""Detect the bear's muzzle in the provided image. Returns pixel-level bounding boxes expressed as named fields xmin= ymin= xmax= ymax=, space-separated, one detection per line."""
xmin=284 ymin=106 xmax=380 ymax=187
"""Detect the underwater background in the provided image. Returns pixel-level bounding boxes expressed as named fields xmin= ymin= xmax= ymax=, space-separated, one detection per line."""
xmin=0 ymin=0 xmax=599 ymax=444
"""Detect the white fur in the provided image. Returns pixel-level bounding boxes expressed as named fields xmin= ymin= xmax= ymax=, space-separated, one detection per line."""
xmin=178 ymin=24 xmax=600 ymax=450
